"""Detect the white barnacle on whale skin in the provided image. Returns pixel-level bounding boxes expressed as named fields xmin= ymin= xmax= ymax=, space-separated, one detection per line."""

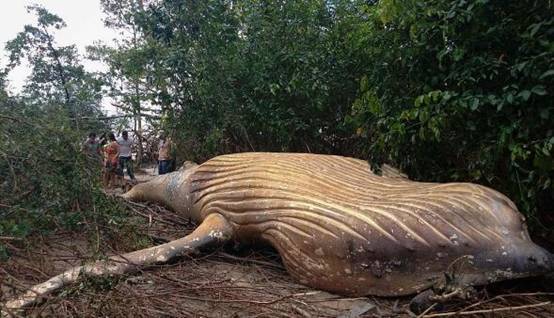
xmin=449 ymin=233 xmax=459 ymax=246
xmin=209 ymin=230 xmax=225 ymax=239
xmin=489 ymin=269 xmax=517 ymax=281
xmin=390 ymin=260 xmax=402 ymax=267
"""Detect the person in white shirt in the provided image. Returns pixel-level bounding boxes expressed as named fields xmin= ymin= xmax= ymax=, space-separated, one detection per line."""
xmin=117 ymin=131 xmax=136 ymax=181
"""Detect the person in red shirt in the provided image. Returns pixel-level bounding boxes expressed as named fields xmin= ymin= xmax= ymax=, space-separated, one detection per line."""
xmin=103 ymin=132 xmax=120 ymax=188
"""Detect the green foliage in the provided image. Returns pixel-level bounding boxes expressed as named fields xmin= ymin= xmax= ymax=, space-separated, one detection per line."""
xmin=0 ymin=97 xmax=132 ymax=256
xmin=4 ymin=0 xmax=544 ymax=238
xmin=352 ymin=0 xmax=554 ymax=224
xmin=101 ymin=0 xmax=369 ymax=161
xmin=4 ymin=5 xmax=103 ymax=119
xmin=60 ymin=272 xmax=123 ymax=298
xmin=0 ymin=6 xmax=111 ymax=254
xmin=0 ymin=100 xmax=99 ymax=240
xmin=98 ymin=0 xmax=553 ymax=227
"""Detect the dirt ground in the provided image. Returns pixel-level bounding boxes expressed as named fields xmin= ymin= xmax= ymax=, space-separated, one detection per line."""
xmin=1 ymin=208 xmax=399 ymax=317
xmin=1 ymin=168 xmax=554 ymax=317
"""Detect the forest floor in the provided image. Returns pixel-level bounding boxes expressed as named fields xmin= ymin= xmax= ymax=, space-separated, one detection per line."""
xmin=1 ymin=169 xmax=554 ymax=317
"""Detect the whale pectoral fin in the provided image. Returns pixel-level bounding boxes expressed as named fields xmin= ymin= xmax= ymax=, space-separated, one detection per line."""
xmin=1 ymin=213 xmax=233 ymax=314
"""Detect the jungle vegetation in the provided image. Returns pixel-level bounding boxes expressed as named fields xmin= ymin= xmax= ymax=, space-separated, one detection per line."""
xmin=1 ymin=0 xmax=553 ymax=252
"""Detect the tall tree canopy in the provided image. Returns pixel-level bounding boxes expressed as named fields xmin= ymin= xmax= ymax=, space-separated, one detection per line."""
xmin=5 ymin=4 xmax=103 ymax=120
xmin=352 ymin=0 xmax=554 ymax=222
xmin=1 ymin=6 xmax=107 ymax=250
xmin=1 ymin=0 xmax=552 ymax=246
xmin=98 ymin=0 xmax=553 ymax=225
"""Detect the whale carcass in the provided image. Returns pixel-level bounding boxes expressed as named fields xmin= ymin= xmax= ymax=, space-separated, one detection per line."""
xmin=3 ymin=152 xmax=552 ymax=312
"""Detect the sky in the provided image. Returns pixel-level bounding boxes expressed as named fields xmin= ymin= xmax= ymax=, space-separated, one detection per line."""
xmin=0 ymin=0 xmax=118 ymax=113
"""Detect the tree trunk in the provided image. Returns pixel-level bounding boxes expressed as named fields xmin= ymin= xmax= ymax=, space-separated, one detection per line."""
xmin=132 ymin=112 xmax=143 ymax=168
xmin=43 ymin=27 xmax=77 ymax=130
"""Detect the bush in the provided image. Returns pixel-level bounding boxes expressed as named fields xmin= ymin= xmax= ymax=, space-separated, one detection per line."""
xmin=352 ymin=0 xmax=553 ymax=225
xmin=0 ymin=99 xmax=110 ymax=256
xmin=98 ymin=0 xmax=552 ymax=232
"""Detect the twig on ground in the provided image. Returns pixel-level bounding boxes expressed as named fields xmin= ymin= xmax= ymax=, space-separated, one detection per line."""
xmin=173 ymin=291 xmax=298 ymax=305
xmin=216 ymin=252 xmax=285 ymax=270
xmin=123 ymin=201 xmax=188 ymax=226
xmin=423 ymin=301 xmax=552 ymax=317
xmin=0 ymin=237 xmax=23 ymax=241
xmin=416 ymin=303 xmax=437 ymax=318
xmin=444 ymin=292 xmax=554 ymax=315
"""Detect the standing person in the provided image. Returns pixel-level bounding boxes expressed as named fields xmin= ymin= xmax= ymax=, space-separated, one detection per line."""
xmin=158 ymin=133 xmax=172 ymax=175
xmin=82 ymin=133 xmax=102 ymax=179
xmin=117 ymin=131 xmax=136 ymax=183
xmin=81 ymin=132 xmax=102 ymax=161
xmin=103 ymin=133 xmax=120 ymax=188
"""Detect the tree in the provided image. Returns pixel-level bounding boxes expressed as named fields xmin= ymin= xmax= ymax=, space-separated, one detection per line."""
xmin=90 ymin=0 xmax=163 ymax=166
xmin=0 ymin=67 xmax=7 ymax=101
xmin=97 ymin=0 xmax=370 ymax=160
xmin=351 ymin=0 xmax=554 ymax=224
xmin=4 ymin=4 xmax=103 ymax=126
xmin=95 ymin=0 xmax=552 ymax=226
xmin=1 ymin=7 xmax=109 ymax=254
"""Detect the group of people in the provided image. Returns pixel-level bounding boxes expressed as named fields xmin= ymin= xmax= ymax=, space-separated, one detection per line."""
xmin=82 ymin=131 xmax=175 ymax=189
